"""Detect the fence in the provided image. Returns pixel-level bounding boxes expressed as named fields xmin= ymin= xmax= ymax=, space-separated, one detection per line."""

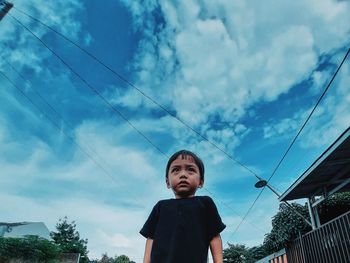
xmin=286 ymin=210 xmax=350 ymax=263
xmin=255 ymin=248 xmax=287 ymax=263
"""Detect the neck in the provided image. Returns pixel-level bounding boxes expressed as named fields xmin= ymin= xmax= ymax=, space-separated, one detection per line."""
xmin=175 ymin=193 xmax=195 ymax=199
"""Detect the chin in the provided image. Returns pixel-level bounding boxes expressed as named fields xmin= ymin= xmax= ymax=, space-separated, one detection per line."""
xmin=176 ymin=192 xmax=195 ymax=198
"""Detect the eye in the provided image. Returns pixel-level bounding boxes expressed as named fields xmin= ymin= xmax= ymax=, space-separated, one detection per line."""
xmin=171 ymin=167 xmax=179 ymax=173
xmin=187 ymin=167 xmax=196 ymax=172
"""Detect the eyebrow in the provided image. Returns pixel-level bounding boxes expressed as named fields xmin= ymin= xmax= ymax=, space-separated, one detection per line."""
xmin=170 ymin=164 xmax=198 ymax=169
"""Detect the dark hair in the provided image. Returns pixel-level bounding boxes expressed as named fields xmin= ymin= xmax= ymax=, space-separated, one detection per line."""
xmin=165 ymin=150 xmax=205 ymax=181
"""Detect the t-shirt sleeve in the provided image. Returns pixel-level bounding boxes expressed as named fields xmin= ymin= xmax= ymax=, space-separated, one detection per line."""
xmin=140 ymin=202 xmax=160 ymax=239
xmin=204 ymin=196 xmax=226 ymax=241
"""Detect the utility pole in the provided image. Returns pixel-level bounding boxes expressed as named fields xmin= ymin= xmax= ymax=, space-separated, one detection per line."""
xmin=0 ymin=1 xmax=13 ymax=21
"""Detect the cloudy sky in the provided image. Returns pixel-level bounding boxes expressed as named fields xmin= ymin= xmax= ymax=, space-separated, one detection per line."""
xmin=0 ymin=0 xmax=349 ymax=261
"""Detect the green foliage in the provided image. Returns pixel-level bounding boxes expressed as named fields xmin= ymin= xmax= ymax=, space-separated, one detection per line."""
xmin=262 ymin=195 xmax=350 ymax=254
xmin=263 ymin=202 xmax=311 ymax=254
xmin=245 ymin=245 xmax=268 ymax=262
xmin=115 ymin=255 xmax=135 ymax=263
xmin=318 ymin=192 xmax=350 ymax=224
xmin=50 ymin=216 xmax=89 ymax=263
xmin=223 ymin=243 xmax=247 ymax=263
xmin=224 ymin=193 xmax=350 ymax=260
xmin=223 ymin=243 xmax=268 ymax=263
xmin=0 ymin=235 xmax=60 ymax=262
xmin=94 ymin=253 xmax=135 ymax=263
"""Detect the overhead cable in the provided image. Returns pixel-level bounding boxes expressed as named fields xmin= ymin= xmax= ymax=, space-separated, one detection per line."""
xmin=10 ymin=9 xmax=271 ymax=232
xmin=12 ymin=7 xmax=262 ymax=180
xmin=231 ymin=46 xmax=350 ymax=237
xmin=0 ymin=68 xmax=144 ymax=205
xmin=8 ymin=13 xmax=168 ymax=158
xmin=1 ymin=52 xmax=130 ymax=186
xmin=7 ymin=13 xmax=266 ymax=233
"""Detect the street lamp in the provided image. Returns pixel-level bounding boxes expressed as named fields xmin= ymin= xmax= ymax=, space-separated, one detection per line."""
xmin=254 ymin=178 xmax=313 ymax=227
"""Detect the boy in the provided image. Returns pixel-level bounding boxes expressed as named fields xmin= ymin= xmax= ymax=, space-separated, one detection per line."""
xmin=140 ymin=150 xmax=226 ymax=263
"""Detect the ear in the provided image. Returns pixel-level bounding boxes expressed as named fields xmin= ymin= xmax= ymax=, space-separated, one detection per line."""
xmin=198 ymin=180 xmax=204 ymax=188
xmin=166 ymin=178 xmax=171 ymax=189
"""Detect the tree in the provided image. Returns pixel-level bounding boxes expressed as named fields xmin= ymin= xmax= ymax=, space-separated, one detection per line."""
xmin=263 ymin=202 xmax=311 ymax=254
xmin=262 ymin=193 xmax=350 ymax=254
xmin=95 ymin=253 xmax=135 ymax=263
xmin=115 ymin=255 xmax=135 ymax=263
xmin=223 ymin=243 xmax=268 ymax=263
xmin=318 ymin=192 xmax=350 ymax=224
xmin=50 ymin=217 xmax=89 ymax=263
xmin=0 ymin=235 xmax=60 ymax=262
xmin=245 ymin=245 xmax=268 ymax=262
xmin=223 ymin=243 xmax=247 ymax=263
xmin=223 ymin=193 xmax=350 ymax=260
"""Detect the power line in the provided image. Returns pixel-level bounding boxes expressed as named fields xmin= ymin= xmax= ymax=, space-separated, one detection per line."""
xmin=11 ymin=8 xmax=318 ymax=237
xmin=12 ymin=7 xmax=262 ymax=180
xmin=231 ymin=46 xmax=350 ymax=238
xmin=0 ymin=51 xmax=133 ymax=188
xmin=6 ymin=13 xmax=266 ymax=234
xmin=0 ymin=68 xmax=145 ymax=205
xmin=9 ymin=3 xmax=350 ymax=243
xmin=8 ymin=13 xmax=168 ymax=158
xmin=203 ymin=186 xmax=265 ymax=234
xmin=266 ymin=46 xmax=350 ymax=184
xmin=3 ymin=51 xmax=265 ymax=236
xmin=8 ymin=9 xmax=282 ymax=237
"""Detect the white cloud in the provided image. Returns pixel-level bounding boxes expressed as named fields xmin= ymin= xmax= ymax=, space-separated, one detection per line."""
xmin=1 ymin=0 xmax=87 ymax=75
xmin=97 ymin=231 xmax=131 ymax=249
xmin=301 ymin=68 xmax=350 ymax=148
xmin=0 ymin=192 xmax=147 ymax=260
xmin=1 ymin=0 xmax=349 ymax=260
xmin=263 ymin=118 xmax=299 ymax=139
xmin=14 ymin=0 xmax=83 ymax=38
xmin=265 ymin=59 xmax=350 ymax=150
xmin=256 ymin=25 xmax=316 ymax=101
xmin=119 ymin=0 xmax=350 ymax=156
xmin=0 ymin=114 xmax=170 ymax=260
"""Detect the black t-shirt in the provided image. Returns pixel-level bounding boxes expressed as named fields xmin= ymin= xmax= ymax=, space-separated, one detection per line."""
xmin=140 ymin=196 xmax=226 ymax=263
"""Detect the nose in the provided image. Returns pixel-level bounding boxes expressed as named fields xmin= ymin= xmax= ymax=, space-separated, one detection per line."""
xmin=179 ymin=170 xmax=188 ymax=179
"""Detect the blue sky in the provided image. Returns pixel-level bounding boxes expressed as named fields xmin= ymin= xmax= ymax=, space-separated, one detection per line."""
xmin=0 ymin=0 xmax=350 ymax=261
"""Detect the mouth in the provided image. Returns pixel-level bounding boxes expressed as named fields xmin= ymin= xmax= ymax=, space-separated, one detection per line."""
xmin=178 ymin=181 xmax=189 ymax=187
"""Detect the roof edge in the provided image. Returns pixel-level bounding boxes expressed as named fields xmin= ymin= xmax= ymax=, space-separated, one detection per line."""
xmin=279 ymin=126 xmax=350 ymax=201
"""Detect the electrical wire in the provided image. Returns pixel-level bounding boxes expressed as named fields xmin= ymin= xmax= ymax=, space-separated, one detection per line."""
xmin=9 ymin=2 xmax=350 ymax=243
xmin=230 ymin=46 xmax=350 ymax=238
xmin=8 ymin=12 xmax=168 ymax=158
xmin=0 ymin=51 xmax=138 ymax=191
xmin=5 ymin=12 xmax=267 ymax=234
xmin=15 ymin=6 xmax=342 ymax=237
xmin=11 ymin=7 xmax=262 ymax=180
xmin=0 ymin=68 xmax=145 ymax=205
xmin=266 ymin=46 xmax=350 ymax=184
xmin=203 ymin=186 xmax=265 ymax=234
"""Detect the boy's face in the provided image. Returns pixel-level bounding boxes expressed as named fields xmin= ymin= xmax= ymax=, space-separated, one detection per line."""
xmin=166 ymin=155 xmax=203 ymax=199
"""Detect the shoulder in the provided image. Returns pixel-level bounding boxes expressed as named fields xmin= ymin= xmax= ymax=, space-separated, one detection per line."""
xmin=196 ymin=195 xmax=217 ymax=207
xmin=197 ymin=195 xmax=214 ymax=203
xmin=154 ymin=198 xmax=174 ymax=208
xmin=157 ymin=198 xmax=174 ymax=204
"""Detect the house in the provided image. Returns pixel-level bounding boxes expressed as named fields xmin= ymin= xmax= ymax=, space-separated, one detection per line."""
xmin=0 ymin=222 xmax=51 ymax=239
xmin=278 ymin=127 xmax=350 ymax=262
xmin=254 ymin=127 xmax=350 ymax=263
